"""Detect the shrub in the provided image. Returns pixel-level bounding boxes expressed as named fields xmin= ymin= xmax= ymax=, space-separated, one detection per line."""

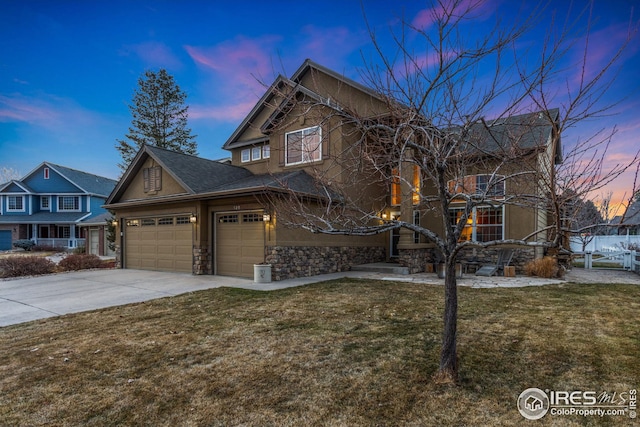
xmin=524 ymin=256 xmax=560 ymax=278
xmin=0 ymin=256 xmax=56 ymax=278
xmin=58 ymin=254 xmax=104 ymax=271
xmin=12 ymin=240 xmax=35 ymax=251
xmin=72 ymin=246 xmax=86 ymax=255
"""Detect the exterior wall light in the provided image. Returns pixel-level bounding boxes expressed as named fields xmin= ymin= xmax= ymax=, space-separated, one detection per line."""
xmin=381 ymin=212 xmax=388 ymax=220
xmin=263 ymin=213 xmax=271 ymax=222
xmin=189 ymin=214 xmax=197 ymax=224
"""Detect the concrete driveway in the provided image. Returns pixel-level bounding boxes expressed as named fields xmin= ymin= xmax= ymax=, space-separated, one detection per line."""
xmin=0 ymin=268 xmax=364 ymax=327
xmin=0 ymin=269 xmax=258 ymax=327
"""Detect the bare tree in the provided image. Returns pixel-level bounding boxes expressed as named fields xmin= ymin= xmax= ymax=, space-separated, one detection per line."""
xmin=0 ymin=167 xmax=21 ymax=183
xmin=267 ymin=0 xmax=638 ymax=381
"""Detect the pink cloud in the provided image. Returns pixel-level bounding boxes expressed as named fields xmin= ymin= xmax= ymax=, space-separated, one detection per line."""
xmin=412 ymin=0 xmax=499 ymax=29
xmin=0 ymin=94 xmax=61 ymax=125
xmin=189 ymin=100 xmax=257 ymax=122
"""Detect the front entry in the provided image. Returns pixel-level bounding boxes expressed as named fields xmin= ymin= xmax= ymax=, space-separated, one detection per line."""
xmin=390 ymin=211 xmax=401 ymax=258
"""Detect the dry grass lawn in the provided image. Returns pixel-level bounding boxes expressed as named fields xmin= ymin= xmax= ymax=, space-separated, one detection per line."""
xmin=0 ymin=279 xmax=638 ymax=426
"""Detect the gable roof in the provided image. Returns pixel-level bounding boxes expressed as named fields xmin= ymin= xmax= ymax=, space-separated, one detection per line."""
xmin=223 ymin=59 xmax=384 ymax=150
xmin=461 ymin=109 xmax=562 ymax=163
xmin=17 ymin=162 xmax=117 ymax=196
xmin=106 ymin=144 xmax=254 ymax=204
xmin=0 ymin=180 xmax=34 ymax=194
xmin=105 ymin=144 xmax=334 ymax=207
xmin=47 ymin=163 xmax=117 ymax=196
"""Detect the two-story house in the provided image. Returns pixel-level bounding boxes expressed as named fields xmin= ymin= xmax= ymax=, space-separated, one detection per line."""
xmin=0 ymin=162 xmax=117 ymax=251
xmin=105 ymin=59 xmax=561 ymax=280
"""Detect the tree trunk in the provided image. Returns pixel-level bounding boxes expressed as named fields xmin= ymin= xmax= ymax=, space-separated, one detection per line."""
xmin=439 ymin=258 xmax=458 ymax=381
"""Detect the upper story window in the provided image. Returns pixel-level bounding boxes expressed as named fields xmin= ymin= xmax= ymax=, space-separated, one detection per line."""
xmin=7 ymin=196 xmax=24 ymax=211
xmin=58 ymin=196 xmax=80 ymax=211
xmin=241 ymin=144 xmax=269 ymax=163
xmin=143 ymin=166 xmax=162 ymax=192
xmin=285 ymin=126 xmax=321 ymax=166
xmin=44 ymin=167 xmax=49 ymax=179
xmin=241 ymin=149 xmax=250 ymax=163
xmin=391 ymin=165 xmax=421 ymax=206
xmin=447 ymin=174 xmax=505 ymax=198
xmin=41 ymin=196 xmax=50 ymax=210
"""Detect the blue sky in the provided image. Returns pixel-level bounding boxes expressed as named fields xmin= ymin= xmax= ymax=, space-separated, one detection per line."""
xmin=1 ymin=0 xmax=638 ymax=209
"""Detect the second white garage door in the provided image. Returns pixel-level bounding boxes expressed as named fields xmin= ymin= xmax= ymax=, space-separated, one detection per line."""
xmin=216 ymin=212 xmax=265 ymax=278
xmin=125 ymin=215 xmax=193 ymax=273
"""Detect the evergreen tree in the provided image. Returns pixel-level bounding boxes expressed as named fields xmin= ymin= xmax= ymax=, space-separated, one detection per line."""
xmin=116 ymin=69 xmax=197 ymax=171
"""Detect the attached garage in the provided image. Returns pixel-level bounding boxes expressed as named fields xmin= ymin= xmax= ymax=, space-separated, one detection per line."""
xmin=124 ymin=215 xmax=193 ymax=273
xmin=0 ymin=230 xmax=11 ymax=251
xmin=215 ymin=211 xmax=265 ymax=278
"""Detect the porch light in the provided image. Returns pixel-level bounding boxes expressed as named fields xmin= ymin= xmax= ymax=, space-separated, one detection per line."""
xmin=263 ymin=213 xmax=271 ymax=222
xmin=381 ymin=212 xmax=388 ymax=220
xmin=189 ymin=214 xmax=197 ymax=223
xmin=111 ymin=218 xmax=118 ymax=227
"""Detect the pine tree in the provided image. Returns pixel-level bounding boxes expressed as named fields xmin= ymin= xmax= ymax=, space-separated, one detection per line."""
xmin=116 ymin=69 xmax=197 ymax=171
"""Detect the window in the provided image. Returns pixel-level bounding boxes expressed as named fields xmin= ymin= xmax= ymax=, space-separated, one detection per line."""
xmin=58 ymin=226 xmax=70 ymax=239
xmin=158 ymin=217 xmax=174 ymax=225
xmin=176 ymin=216 xmax=191 ymax=224
xmin=449 ymin=206 xmax=503 ymax=242
xmin=218 ymin=214 xmax=238 ymax=223
xmin=44 ymin=167 xmax=49 ymax=179
xmin=7 ymin=196 xmax=24 ymax=211
xmin=143 ymin=166 xmax=162 ymax=192
xmin=391 ymin=165 xmax=421 ymax=206
xmin=413 ymin=210 xmax=421 ymax=244
xmin=263 ymin=144 xmax=270 ymax=159
xmin=141 ymin=218 xmax=156 ymax=226
xmin=243 ymin=213 xmax=264 ymax=222
xmin=241 ymin=149 xmax=250 ymax=163
xmin=41 ymin=196 xmax=50 ymax=210
xmin=58 ymin=196 xmax=79 ymax=211
xmin=447 ymin=174 xmax=505 ymax=198
xmin=251 ymin=147 xmax=262 ymax=161
xmin=285 ymin=126 xmax=322 ymax=165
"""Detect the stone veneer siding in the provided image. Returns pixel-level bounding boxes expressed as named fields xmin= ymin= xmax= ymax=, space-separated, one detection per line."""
xmin=265 ymin=246 xmax=386 ymax=281
xmin=193 ymin=246 xmax=211 ymax=275
xmin=399 ymin=247 xmax=537 ymax=275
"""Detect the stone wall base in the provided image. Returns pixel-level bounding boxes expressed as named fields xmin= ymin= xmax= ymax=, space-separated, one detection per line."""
xmin=265 ymin=246 xmax=386 ymax=281
xmin=193 ymin=246 xmax=211 ymax=275
xmin=399 ymin=247 xmax=537 ymax=275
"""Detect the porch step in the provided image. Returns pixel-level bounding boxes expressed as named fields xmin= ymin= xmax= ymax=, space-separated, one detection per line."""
xmin=351 ymin=262 xmax=410 ymax=275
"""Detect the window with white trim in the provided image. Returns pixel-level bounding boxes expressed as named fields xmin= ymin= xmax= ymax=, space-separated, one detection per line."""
xmin=44 ymin=167 xmax=49 ymax=179
xmin=447 ymin=174 xmax=505 ymax=198
xmin=41 ymin=196 xmax=50 ymax=210
xmin=251 ymin=147 xmax=262 ymax=161
xmin=58 ymin=196 xmax=80 ymax=211
xmin=241 ymin=149 xmax=250 ymax=163
xmin=285 ymin=126 xmax=321 ymax=165
xmin=7 ymin=196 xmax=24 ymax=211
xmin=449 ymin=206 xmax=503 ymax=242
xmin=263 ymin=144 xmax=270 ymax=159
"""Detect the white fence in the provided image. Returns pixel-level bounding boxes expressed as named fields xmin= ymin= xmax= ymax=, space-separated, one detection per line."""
xmin=569 ymin=235 xmax=640 ymax=253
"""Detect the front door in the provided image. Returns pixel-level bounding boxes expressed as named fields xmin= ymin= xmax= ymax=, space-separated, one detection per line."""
xmin=390 ymin=211 xmax=401 ymax=258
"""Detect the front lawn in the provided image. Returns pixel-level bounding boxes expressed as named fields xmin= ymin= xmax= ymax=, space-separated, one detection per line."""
xmin=0 ymin=279 xmax=637 ymax=426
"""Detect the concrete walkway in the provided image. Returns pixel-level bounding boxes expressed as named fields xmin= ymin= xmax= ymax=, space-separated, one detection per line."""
xmin=1 ymin=267 xmax=638 ymax=327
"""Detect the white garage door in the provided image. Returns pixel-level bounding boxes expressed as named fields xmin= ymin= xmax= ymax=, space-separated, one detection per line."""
xmin=125 ymin=215 xmax=192 ymax=273
xmin=216 ymin=212 xmax=265 ymax=278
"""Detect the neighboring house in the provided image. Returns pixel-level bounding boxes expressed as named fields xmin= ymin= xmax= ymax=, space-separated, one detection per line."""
xmin=77 ymin=212 xmax=116 ymax=256
xmin=613 ymin=198 xmax=640 ymax=235
xmin=0 ymin=163 xmax=117 ymax=251
xmin=105 ymin=59 xmax=561 ymax=279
